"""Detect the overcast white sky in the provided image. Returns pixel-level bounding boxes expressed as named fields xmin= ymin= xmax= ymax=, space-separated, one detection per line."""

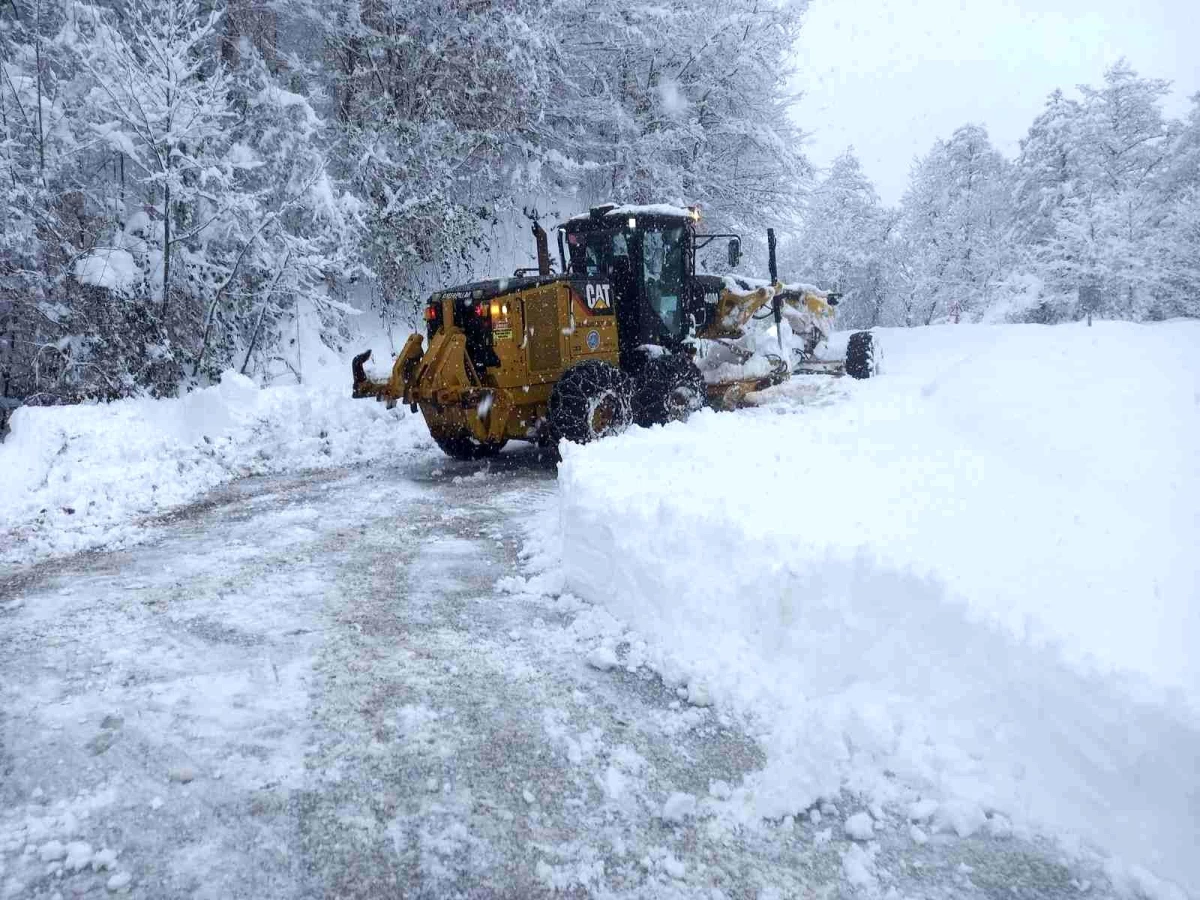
xmin=790 ymin=0 xmax=1199 ymax=204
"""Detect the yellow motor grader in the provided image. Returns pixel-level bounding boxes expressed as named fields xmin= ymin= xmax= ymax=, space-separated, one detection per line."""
xmin=352 ymin=204 xmax=878 ymax=459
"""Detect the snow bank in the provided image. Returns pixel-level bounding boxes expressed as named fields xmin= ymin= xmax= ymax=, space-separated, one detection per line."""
xmin=0 ymin=370 xmax=434 ymax=570
xmin=556 ymin=320 xmax=1200 ymax=895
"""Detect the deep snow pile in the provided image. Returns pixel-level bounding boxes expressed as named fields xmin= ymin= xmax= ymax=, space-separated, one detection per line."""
xmin=0 ymin=367 xmax=433 ymax=571
xmin=553 ymin=320 xmax=1200 ymax=897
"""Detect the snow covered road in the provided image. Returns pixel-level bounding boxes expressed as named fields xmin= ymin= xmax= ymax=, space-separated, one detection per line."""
xmin=0 ymin=452 xmax=1135 ymax=899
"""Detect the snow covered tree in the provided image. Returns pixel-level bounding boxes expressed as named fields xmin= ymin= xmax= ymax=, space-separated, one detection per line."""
xmin=1012 ymin=90 xmax=1087 ymax=249
xmin=1157 ymin=94 xmax=1200 ymax=317
xmin=556 ymin=0 xmax=810 ymax=237
xmin=71 ymin=0 xmax=365 ymax=385
xmin=192 ymin=47 xmax=365 ymax=382
xmin=896 ymin=124 xmax=1015 ymax=324
xmin=313 ymin=0 xmax=562 ymax=322
xmin=1011 ymin=61 xmax=1184 ymax=321
xmin=83 ymin=0 xmax=235 ymax=313
xmin=0 ymin=0 xmax=111 ymax=410
xmin=1004 ymin=89 xmax=1093 ymax=321
xmin=779 ymin=150 xmax=897 ymax=327
xmin=1074 ymin=61 xmax=1177 ymax=319
xmin=786 ymin=63 xmax=1197 ymax=328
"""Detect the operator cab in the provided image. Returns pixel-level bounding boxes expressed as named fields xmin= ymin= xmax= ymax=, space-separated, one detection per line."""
xmin=558 ymin=204 xmax=717 ymax=369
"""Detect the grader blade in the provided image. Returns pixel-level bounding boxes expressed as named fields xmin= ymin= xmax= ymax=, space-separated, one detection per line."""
xmin=793 ymin=358 xmax=845 ymax=377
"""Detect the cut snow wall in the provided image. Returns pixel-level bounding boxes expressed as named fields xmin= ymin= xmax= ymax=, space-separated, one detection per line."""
xmin=557 ymin=320 xmax=1200 ymax=894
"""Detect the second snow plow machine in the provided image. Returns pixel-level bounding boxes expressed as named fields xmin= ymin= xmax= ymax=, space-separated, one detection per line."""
xmin=352 ymin=204 xmax=879 ymax=459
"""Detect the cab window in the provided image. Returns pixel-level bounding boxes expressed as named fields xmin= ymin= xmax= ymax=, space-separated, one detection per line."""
xmin=568 ymin=230 xmax=629 ymax=277
xmin=643 ymin=226 xmax=685 ymax=334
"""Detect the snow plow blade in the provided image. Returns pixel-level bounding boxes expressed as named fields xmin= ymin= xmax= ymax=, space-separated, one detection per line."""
xmin=793 ymin=358 xmax=845 ymax=376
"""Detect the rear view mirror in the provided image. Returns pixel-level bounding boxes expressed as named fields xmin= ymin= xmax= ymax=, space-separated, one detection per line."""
xmin=827 ymin=292 xmax=842 ymax=306
xmin=727 ymin=237 xmax=741 ymax=268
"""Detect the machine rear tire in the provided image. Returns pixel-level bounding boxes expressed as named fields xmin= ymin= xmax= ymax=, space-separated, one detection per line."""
xmin=845 ymin=331 xmax=881 ymax=380
xmin=548 ymin=360 xmax=633 ymax=445
xmin=433 ymin=434 xmax=507 ymax=461
xmin=632 ymin=354 xmax=706 ymax=427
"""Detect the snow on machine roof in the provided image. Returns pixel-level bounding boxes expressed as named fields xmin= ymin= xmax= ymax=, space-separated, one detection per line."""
xmin=561 ymin=203 xmax=701 ymax=228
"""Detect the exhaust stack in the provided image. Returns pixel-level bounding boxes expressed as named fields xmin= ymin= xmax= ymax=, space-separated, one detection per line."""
xmin=532 ymin=220 xmax=551 ymax=276
xmin=767 ymin=227 xmax=778 ymax=283
xmin=767 ymin=228 xmax=783 ymax=351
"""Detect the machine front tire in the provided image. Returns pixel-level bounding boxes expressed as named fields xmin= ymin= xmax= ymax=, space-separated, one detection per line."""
xmin=433 ymin=433 xmax=507 ymax=461
xmin=632 ymin=354 xmax=706 ymax=427
xmin=845 ymin=331 xmax=881 ymax=380
xmin=548 ymin=360 xmax=633 ymax=445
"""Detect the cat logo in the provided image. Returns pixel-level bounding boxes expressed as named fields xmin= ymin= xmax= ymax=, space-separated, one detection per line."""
xmin=585 ymin=283 xmax=612 ymax=310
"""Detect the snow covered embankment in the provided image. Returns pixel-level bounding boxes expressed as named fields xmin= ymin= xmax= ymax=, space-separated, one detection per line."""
xmin=0 ymin=371 xmax=433 ymax=570
xmin=557 ymin=321 xmax=1200 ymax=898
